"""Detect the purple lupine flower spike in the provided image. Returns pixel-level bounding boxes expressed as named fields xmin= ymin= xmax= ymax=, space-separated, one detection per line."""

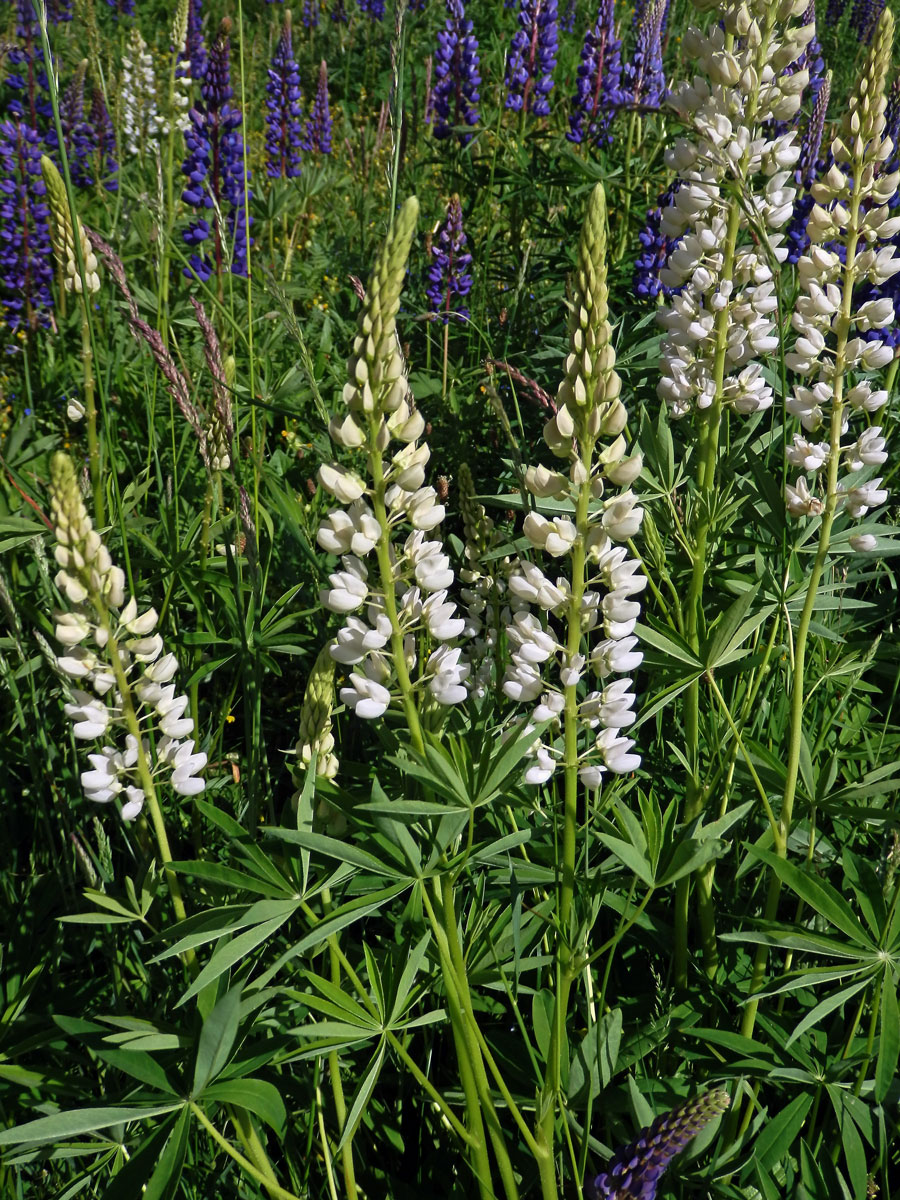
xmin=7 ymin=0 xmax=57 ymax=146
xmin=302 ymin=0 xmax=319 ymax=28
xmin=505 ymin=0 xmax=559 ymax=117
xmin=634 ymin=179 xmax=683 ymax=300
xmin=561 ymin=0 xmax=576 ymax=33
xmin=586 ymin=1091 xmax=730 ymax=1200
xmin=825 ymin=0 xmax=847 ymax=23
xmin=0 ymin=118 xmax=53 ymax=334
xmin=331 ymin=0 xmax=348 ymax=21
xmin=105 ymin=0 xmax=135 ymax=17
xmin=622 ymin=0 xmax=667 ymax=110
xmin=90 ymin=87 xmax=118 ymax=192
xmin=46 ymin=0 xmax=72 ymax=22
xmin=849 ymin=0 xmax=885 ymax=43
xmin=60 ymin=63 xmax=96 ymax=189
xmin=265 ymin=9 xmax=303 ymax=179
xmin=181 ymin=0 xmax=207 ymax=84
xmin=357 ymin=0 xmax=385 ymax=19
xmin=305 ymin=61 xmax=332 ymax=155
xmin=567 ymin=0 xmax=623 ymax=145
xmin=785 ymin=73 xmax=831 ymax=264
xmin=181 ymin=18 xmax=251 ymax=282
xmin=426 ymin=194 xmax=473 ymax=324
xmin=431 ymin=0 xmax=481 ymax=144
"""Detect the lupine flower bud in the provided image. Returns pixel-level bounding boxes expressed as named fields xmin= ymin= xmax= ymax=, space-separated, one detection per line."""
xmin=586 ymin=1090 xmax=730 ymax=1200
xmin=41 ymin=155 xmax=101 ymax=294
xmin=295 ymin=643 xmax=340 ymax=781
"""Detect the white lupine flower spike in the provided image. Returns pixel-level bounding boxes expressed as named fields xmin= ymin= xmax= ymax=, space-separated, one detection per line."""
xmin=502 ymin=184 xmax=644 ymax=794
xmin=316 ymin=198 xmax=469 ymax=756
xmin=48 ymin=453 xmax=206 ymax=822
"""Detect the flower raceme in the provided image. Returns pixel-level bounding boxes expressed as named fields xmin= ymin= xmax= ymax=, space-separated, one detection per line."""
xmin=783 ymin=7 xmax=899 ymax=545
xmin=49 ymin=453 xmax=206 ymax=820
xmin=317 ymin=198 xmax=469 ymax=724
xmin=502 ymin=183 xmax=645 ymax=788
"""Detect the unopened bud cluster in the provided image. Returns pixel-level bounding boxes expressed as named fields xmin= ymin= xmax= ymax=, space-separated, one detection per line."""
xmin=317 ymin=198 xmax=469 ymax=719
xmin=784 ymin=8 xmax=898 ymax=547
xmin=657 ymin=0 xmax=814 ymax=419
xmin=503 ymin=184 xmax=645 ymax=786
xmin=49 ymin=453 xmax=206 ymax=820
xmin=41 ymin=156 xmax=101 ymax=294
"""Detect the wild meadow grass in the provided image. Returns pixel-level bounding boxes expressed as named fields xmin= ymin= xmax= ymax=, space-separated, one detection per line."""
xmin=0 ymin=0 xmax=899 ymax=1196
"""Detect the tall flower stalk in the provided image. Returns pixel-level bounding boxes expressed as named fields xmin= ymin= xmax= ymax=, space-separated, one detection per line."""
xmin=0 ymin=118 xmax=53 ymax=334
xmin=654 ymin=0 xmax=814 ymax=984
xmin=430 ymin=0 xmax=481 ymax=143
xmin=504 ymin=0 xmax=559 ymax=117
xmin=740 ymin=5 xmax=899 ymax=1040
xmin=500 ymin=183 xmax=644 ymax=1198
xmin=426 ymin=194 xmax=472 ymax=397
xmin=567 ymin=0 xmax=623 ymax=147
xmin=265 ymin=9 xmax=303 ymax=180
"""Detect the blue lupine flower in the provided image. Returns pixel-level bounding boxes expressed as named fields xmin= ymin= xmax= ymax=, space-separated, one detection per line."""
xmin=305 ymin=60 xmax=333 ymax=155
xmin=181 ymin=20 xmax=251 ymax=281
xmin=586 ymin=1091 xmax=730 ymax=1200
xmin=90 ymin=88 xmax=118 ymax=193
xmin=0 ymin=118 xmax=53 ymax=334
xmin=633 ymin=180 xmax=682 ymax=300
xmin=567 ymin=0 xmax=623 ymax=145
xmin=505 ymin=0 xmax=559 ymax=116
xmin=426 ymin=194 xmax=472 ymax=323
xmin=7 ymin=0 xmax=56 ymax=146
xmin=178 ymin=0 xmax=207 ymax=85
xmin=331 ymin=0 xmax=348 ymax=22
xmin=60 ymin=66 xmax=95 ymax=188
xmin=302 ymin=0 xmax=320 ymax=28
xmin=825 ymin=0 xmax=847 ymax=23
xmin=104 ymin=0 xmax=135 ymax=17
xmin=561 ymin=0 xmax=576 ymax=33
xmin=431 ymin=0 xmax=481 ymax=143
xmin=357 ymin=0 xmax=385 ymax=19
xmin=265 ymin=11 xmax=303 ymax=179
xmin=849 ymin=0 xmax=885 ymax=42
xmin=622 ymin=0 xmax=667 ymax=110
xmin=785 ymin=74 xmax=831 ymax=264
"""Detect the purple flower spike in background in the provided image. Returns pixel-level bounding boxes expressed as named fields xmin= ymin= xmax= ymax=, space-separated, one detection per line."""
xmin=181 ymin=18 xmax=251 ymax=283
xmin=849 ymin=0 xmax=885 ymax=43
xmin=825 ymin=0 xmax=847 ymax=23
xmin=586 ymin=1091 xmax=730 ymax=1200
xmin=0 ymin=118 xmax=53 ymax=335
xmin=105 ymin=0 xmax=136 ymax=17
xmin=622 ymin=0 xmax=667 ymax=110
xmin=179 ymin=0 xmax=207 ymax=85
xmin=785 ymin=73 xmax=831 ymax=264
xmin=8 ymin=0 xmax=56 ymax=144
xmin=427 ymin=194 xmax=472 ymax=323
xmin=305 ymin=60 xmax=332 ymax=155
xmin=567 ymin=0 xmax=623 ymax=145
xmin=562 ymin=0 xmax=576 ymax=33
xmin=265 ymin=9 xmax=303 ymax=179
xmin=357 ymin=0 xmax=385 ymax=20
xmin=633 ymin=179 xmax=682 ymax=299
xmin=504 ymin=0 xmax=559 ymax=117
xmin=302 ymin=0 xmax=319 ymax=28
xmin=90 ymin=88 xmax=118 ymax=192
xmin=431 ymin=0 xmax=481 ymax=144
xmin=60 ymin=64 xmax=95 ymax=189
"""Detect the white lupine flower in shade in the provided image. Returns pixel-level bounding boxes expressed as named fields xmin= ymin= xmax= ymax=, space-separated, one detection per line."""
xmin=524 ymin=744 xmax=557 ymax=785
xmin=849 ymin=533 xmax=878 ymax=552
xmin=844 ymin=428 xmax=887 ymax=471
xmin=317 ymin=509 xmax=356 ymax=555
xmin=405 ymin=487 xmax=445 ymax=530
xmin=330 ymin=615 xmax=391 ymax=664
xmin=559 ymin=654 xmax=585 ymax=688
xmin=601 ymin=492 xmax=644 ymax=541
xmin=785 ymin=477 xmax=824 ymax=517
xmin=533 ymin=691 xmax=565 ymax=723
xmin=591 ymin=636 xmax=643 ymax=679
xmin=508 ymin=563 xmax=567 ymax=612
xmin=48 ymin=453 xmax=206 ymax=818
xmin=318 ymin=463 xmax=367 ymax=503
xmin=341 ymin=672 xmax=392 ymax=719
xmin=786 ymin=436 xmax=831 ymax=472
xmin=120 ymin=28 xmax=163 ymax=156
xmin=595 ymin=728 xmax=641 ymax=774
xmin=503 ymin=658 xmax=545 ymax=703
xmin=422 ymin=592 xmax=465 ymax=641
xmin=507 ymin=612 xmax=557 ymax=663
xmin=158 ymin=737 xmax=208 ymax=796
xmin=523 ymin=513 xmax=578 ymax=557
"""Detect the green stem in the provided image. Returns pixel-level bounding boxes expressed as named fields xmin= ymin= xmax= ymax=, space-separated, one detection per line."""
xmin=190 ymin=1103 xmax=304 ymax=1200
xmin=80 ymin=295 xmax=103 ymax=525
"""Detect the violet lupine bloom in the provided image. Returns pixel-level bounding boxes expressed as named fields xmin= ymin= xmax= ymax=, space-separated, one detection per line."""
xmin=181 ymin=20 xmax=251 ymax=281
xmin=0 ymin=119 xmax=53 ymax=334
xmin=567 ymin=0 xmax=623 ymax=145
xmin=431 ymin=0 xmax=481 ymax=144
xmin=90 ymin=88 xmax=118 ymax=192
xmin=305 ymin=61 xmax=333 ymax=155
xmin=265 ymin=12 xmax=303 ymax=179
xmin=302 ymin=0 xmax=320 ymax=28
xmin=46 ymin=0 xmax=72 ymax=22
xmin=825 ymin=0 xmax=847 ymax=22
xmin=105 ymin=0 xmax=136 ymax=16
xmin=357 ymin=0 xmax=385 ymax=19
xmin=60 ymin=68 xmax=95 ymax=190
xmin=178 ymin=0 xmax=207 ymax=84
xmin=505 ymin=0 xmax=559 ymax=117
xmin=784 ymin=74 xmax=831 ymax=265
xmin=586 ymin=1091 xmax=730 ymax=1200
xmin=849 ymin=0 xmax=885 ymax=42
xmin=331 ymin=0 xmax=348 ymax=22
xmin=561 ymin=0 xmax=576 ymax=33
xmin=7 ymin=0 xmax=56 ymax=145
xmin=633 ymin=179 xmax=682 ymax=300
xmin=426 ymin=195 xmax=473 ymax=323
xmin=621 ymin=0 xmax=667 ymax=110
